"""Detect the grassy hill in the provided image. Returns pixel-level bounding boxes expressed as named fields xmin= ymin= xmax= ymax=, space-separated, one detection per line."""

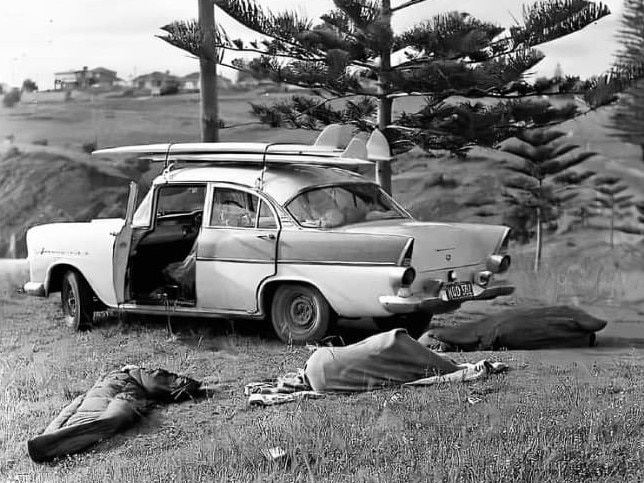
xmin=0 ymin=90 xmax=643 ymax=258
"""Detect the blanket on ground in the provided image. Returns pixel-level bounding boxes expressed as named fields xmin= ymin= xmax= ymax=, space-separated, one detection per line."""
xmin=28 ymin=366 xmax=202 ymax=463
xmin=418 ymin=305 xmax=607 ymax=351
xmin=244 ymin=330 xmax=507 ymax=400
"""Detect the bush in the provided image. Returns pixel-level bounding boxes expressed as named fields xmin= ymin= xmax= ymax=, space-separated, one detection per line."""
xmin=32 ymin=138 xmax=48 ymax=146
xmin=2 ymin=88 xmax=21 ymax=108
xmin=160 ymin=84 xmax=179 ymax=96
xmin=82 ymin=141 xmax=97 ymax=154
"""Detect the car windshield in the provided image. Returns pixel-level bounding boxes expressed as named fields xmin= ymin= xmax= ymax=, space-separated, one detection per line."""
xmin=286 ymin=183 xmax=407 ymax=228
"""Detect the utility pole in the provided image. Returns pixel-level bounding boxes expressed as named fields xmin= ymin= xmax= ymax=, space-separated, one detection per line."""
xmin=376 ymin=0 xmax=393 ymax=194
xmin=198 ymin=0 xmax=219 ymax=142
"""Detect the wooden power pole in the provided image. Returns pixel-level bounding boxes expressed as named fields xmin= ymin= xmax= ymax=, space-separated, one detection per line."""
xmin=198 ymin=0 xmax=219 ymax=142
xmin=376 ymin=0 xmax=393 ymax=194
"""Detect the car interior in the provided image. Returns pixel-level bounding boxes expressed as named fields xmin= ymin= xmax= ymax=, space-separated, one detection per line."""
xmin=128 ymin=184 xmax=206 ymax=305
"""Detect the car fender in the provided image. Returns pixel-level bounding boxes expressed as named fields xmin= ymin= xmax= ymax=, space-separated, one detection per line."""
xmin=44 ymin=259 xmax=115 ymax=307
xmin=258 ymin=265 xmax=407 ymax=319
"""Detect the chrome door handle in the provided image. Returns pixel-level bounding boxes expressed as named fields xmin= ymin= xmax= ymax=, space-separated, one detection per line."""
xmin=256 ymin=233 xmax=276 ymax=240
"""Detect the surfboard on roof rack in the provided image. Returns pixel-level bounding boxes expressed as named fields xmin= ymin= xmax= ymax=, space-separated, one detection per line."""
xmin=91 ymin=124 xmax=391 ymax=168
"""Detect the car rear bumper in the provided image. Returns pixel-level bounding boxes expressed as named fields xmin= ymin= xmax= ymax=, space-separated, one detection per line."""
xmin=379 ymin=282 xmax=515 ymax=315
xmin=23 ymin=282 xmax=46 ymax=297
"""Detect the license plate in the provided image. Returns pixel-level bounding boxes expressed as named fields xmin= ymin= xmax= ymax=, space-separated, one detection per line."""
xmin=444 ymin=281 xmax=474 ymax=301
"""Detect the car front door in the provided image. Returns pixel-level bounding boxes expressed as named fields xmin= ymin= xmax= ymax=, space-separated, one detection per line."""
xmin=196 ymin=185 xmax=279 ymax=313
xmin=112 ymin=182 xmax=138 ymax=305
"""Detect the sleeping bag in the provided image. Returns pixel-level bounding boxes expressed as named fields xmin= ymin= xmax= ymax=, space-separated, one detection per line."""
xmin=28 ymin=366 xmax=202 ymax=463
xmin=304 ymin=329 xmax=460 ymax=392
xmin=418 ymin=305 xmax=607 ymax=351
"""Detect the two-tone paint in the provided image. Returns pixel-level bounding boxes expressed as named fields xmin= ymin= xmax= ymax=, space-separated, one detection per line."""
xmin=24 ymin=160 xmax=513 ymax=321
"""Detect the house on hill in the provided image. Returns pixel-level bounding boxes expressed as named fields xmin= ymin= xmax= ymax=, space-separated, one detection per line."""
xmin=180 ymin=72 xmax=234 ymax=92
xmin=133 ymin=71 xmax=180 ymax=96
xmin=54 ymin=67 xmax=121 ymax=90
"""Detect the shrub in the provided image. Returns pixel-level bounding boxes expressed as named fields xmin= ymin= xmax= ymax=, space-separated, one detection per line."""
xmin=2 ymin=88 xmax=21 ymax=108
xmin=21 ymin=79 xmax=38 ymax=93
xmin=32 ymin=138 xmax=48 ymax=146
xmin=82 ymin=141 xmax=97 ymax=154
xmin=160 ymin=84 xmax=179 ymax=96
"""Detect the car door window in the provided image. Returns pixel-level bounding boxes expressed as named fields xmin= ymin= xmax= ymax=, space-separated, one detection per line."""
xmin=157 ymin=185 xmax=206 ymax=218
xmin=211 ymin=188 xmax=257 ymax=228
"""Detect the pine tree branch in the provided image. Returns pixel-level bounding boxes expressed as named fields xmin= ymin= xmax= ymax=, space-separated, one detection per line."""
xmin=391 ymin=0 xmax=431 ymax=13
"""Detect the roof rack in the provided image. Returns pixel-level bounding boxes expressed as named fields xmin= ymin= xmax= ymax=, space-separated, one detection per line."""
xmin=91 ymin=124 xmax=391 ymax=169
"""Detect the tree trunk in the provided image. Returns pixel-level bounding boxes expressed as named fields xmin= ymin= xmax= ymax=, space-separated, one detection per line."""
xmin=610 ymin=204 xmax=615 ymax=248
xmin=376 ymin=0 xmax=393 ymax=195
xmin=534 ymin=205 xmax=542 ymax=272
xmin=199 ymin=0 xmax=219 ymax=142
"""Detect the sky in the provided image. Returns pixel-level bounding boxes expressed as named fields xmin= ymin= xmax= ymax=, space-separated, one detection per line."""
xmin=0 ymin=0 xmax=625 ymax=90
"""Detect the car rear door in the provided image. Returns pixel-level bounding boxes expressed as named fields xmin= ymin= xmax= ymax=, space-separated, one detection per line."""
xmin=196 ymin=185 xmax=279 ymax=313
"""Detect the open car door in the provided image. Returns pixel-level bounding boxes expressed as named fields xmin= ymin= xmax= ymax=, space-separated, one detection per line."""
xmin=113 ymin=182 xmax=138 ymax=305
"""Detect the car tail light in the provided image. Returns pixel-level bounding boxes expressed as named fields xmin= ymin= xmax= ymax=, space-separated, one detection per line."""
xmin=486 ymin=254 xmax=511 ymax=274
xmin=401 ymin=267 xmax=416 ymax=286
xmin=400 ymin=239 xmax=414 ymax=267
xmin=497 ymin=230 xmax=510 ymax=254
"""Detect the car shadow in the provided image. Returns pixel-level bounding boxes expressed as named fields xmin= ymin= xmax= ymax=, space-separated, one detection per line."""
xmin=92 ymin=311 xmax=380 ymax=346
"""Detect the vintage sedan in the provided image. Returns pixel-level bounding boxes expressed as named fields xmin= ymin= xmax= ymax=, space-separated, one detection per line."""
xmin=23 ymin=126 xmax=514 ymax=343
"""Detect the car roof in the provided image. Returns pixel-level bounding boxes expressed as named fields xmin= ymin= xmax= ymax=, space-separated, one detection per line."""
xmin=160 ymin=164 xmax=370 ymax=205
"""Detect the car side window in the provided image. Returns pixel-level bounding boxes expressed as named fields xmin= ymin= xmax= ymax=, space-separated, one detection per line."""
xmin=156 ymin=185 xmax=206 ymax=217
xmin=257 ymin=200 xmax=277 ymax=229
xmin=210 ymin=188 xmax=258 ymax=228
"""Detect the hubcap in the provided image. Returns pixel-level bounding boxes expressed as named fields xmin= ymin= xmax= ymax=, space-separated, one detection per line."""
xmin=289 ymin=295 xmax=316 ymax=327
xmin=65 ymin=289 xmax=77 ymax=317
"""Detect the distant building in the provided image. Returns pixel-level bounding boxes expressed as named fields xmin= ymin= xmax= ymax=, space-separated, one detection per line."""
xmin=133 ymin=71 xmax=180 ymax=96
xmin=180 ymin=72 xmax=200 ymax=92
xmin=180 ymin=72 xmax=234 ymax=92
xmin=54 ymin=66 xmax=121 ymax=90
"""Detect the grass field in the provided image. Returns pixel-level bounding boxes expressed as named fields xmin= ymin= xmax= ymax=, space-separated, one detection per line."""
xmin=1 ymin=89 xmax=644 ymax=482
xmin=1 ymin=242 xmax=644 ymax=482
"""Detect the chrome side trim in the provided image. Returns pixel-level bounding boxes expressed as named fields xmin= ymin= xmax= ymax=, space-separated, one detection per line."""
xmin=196 ymin=257 xmax=396 ymax=266
xmin=118 ymin=303 xmax=264 ymax=318
xmin=196 ymin=257 xmax=273 ymax=264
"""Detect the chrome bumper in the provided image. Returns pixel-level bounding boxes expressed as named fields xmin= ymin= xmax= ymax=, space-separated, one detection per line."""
xmin=23 ymin=282 xmax=46 ymax=297
xmin=379 ymin=282 xmax=515 ymax=315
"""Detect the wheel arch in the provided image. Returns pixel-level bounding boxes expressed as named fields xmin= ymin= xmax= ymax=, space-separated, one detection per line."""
xmin=259 ymin=278 xmax=339 ymax=319
xmin=46 ymin=263 xmax=99 ymax=301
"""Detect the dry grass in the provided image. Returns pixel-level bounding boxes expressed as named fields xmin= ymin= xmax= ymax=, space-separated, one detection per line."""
xmin=1 ymin=91 xmax=644 ymax=482
xmin=1 ymin=249 xmax=644 ymax=482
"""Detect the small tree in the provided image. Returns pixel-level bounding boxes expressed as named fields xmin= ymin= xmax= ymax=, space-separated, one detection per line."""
xmin=636 ymin=201 xmax=644 ymax=235
xmin=21 ymin=79 xmax=38 ymax=93
xmin=160 ymin=0 xmax=632 ymax=193
xmin=591 ymin=175 xmax=635 ymax=247
xmin=2 ymin=88 xmax=21 ymax=108
xmin=607 ymin=0 xmax=644 ymax=162
xmin=500 ymin=128 xmax=597 ymax=271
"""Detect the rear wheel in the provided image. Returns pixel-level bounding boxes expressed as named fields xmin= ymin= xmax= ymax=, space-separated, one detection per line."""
xmin=374 ymin=312 xmax=433 ymax=339
xmin=270 ymin=284 xmax=333 ymax=344
xmin=61 ymin=270 xmax=94 ymax=331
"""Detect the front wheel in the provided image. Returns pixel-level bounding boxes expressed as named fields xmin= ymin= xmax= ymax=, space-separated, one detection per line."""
xmin=61 ymin=270 xmax=94 ymax=331
xmin=373 ymin=312 xmax=433 ymax=339
xmin=270 ymin=284 xmax=333 ymax=344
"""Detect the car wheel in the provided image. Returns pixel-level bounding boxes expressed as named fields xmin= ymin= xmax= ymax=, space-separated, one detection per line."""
xmin=61 ymin=270 xmax=94 ymax=331
xmin=271 ymin=284 xmax=333 ymax=344
xmin=373 ymin=312 xmax=433 ymax=339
